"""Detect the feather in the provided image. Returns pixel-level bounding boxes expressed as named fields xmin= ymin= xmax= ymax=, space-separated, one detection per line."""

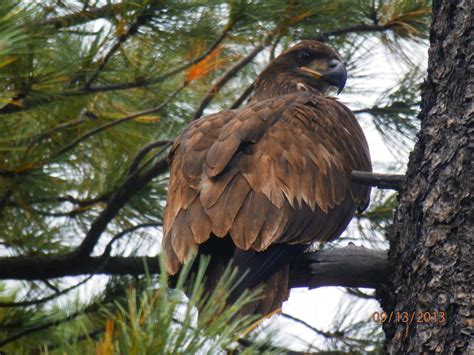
xmin=162 ymin=232 xmax=183 ymax=275
xmin=230 ymin=190 xmax=270 ymax=250
xmin=171 ymin=210 xmax=198 ymax=263
xmin=187 ymin=197 xmax=212 ymax=243
xmin=162 ymin=40 xmax=372 ymax=316
xmin=205 ymin=173 xmax=251 ymax=237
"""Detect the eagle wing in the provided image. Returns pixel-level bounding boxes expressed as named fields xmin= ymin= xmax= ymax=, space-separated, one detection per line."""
xmin=163 ymin=93 xmax=371 ymax=274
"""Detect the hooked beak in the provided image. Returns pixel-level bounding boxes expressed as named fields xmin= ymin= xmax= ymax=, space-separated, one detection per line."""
xmin=300 ymin=59 xmax=347 ymax=94
xmin=324 ymin=59 xmax=347 ymax=94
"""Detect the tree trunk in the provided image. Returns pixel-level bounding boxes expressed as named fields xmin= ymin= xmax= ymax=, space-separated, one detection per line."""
xmin=380 ymin=0 xmax=472 ymax=353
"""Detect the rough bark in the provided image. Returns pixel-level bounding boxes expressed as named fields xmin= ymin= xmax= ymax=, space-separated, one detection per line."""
xmin=379 ymin=1 xmax=473 ymax=353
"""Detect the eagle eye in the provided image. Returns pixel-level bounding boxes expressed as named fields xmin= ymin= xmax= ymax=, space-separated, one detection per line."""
xmin=299 ymin=50 xmax=312 ymax=61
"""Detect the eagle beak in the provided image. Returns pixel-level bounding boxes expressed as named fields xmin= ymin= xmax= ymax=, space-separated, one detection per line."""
xmin=323 ymin=59 xmax=347 ymax=94
xmin=300 ymin=66 xmax=323 ymax=79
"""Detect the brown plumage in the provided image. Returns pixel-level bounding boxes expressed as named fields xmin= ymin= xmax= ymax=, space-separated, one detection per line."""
xmin=162 ymin=41 xmax=372 ymax=315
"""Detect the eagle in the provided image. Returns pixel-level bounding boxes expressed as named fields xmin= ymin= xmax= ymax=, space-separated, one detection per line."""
xmin=162 ymin=40 xmax=372 ymax=315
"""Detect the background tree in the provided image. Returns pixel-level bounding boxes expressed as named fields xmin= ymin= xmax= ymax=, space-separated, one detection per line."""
xmin=380 ymin=0 xmax=472 ymax=353
xmin=0 ymin=0 xmax=433 ymax=352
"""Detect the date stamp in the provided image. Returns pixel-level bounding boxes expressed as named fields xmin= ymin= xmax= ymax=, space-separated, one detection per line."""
xmin=371 ymin=311 xmax=446 ymax=324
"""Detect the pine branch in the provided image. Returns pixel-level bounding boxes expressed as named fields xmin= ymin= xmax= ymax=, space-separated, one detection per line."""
xmin=351 ymin=171 xmax=405 ymax=191
xmin=26 ymin=114 xmax=92 ymax=151
xmin=128 ymin=139 xmax=173 ymax=174
xmin=0 ymin=299 xmax=103 ymax=348
xmin=82 ymin=4 xmax=158 ymax=89
xmin=27 ymin=207 xmax=89 ymax=218
xmin=0 ymin=21 xmax=234 ymax=115
xmin=314 ymin=23 xmax=397 ymax=41
xmin=0 ymin=275 xmax=93 ymax=308
xmin=0 ymin=309 xmax=85 ymax=347
xmin=101 ymin=222 xmax=162 ymax=257
xmin=192 ymin=36 xmax=272 ymax=120
xmin=36 ymin=2 xmax=124 ymax=30
xmin=73 ymin=155 xmax=169 ymax=257
xmin=289 ymin=245 xmax=388 ymax=289
xmin=5 ymin=195 xmax=109 ymax=211
xmin=353 ymin=102 xmax=420 ymax=116
xmin=0 ymin=246 xmax=388 ymax=287
xmin=31 ymin=194 xmax=109 ymax=207
xmin=229 ymin=81 xmax=255 ymax=109
xmin=51 ymin=84 xmax=185 ymax=161
xmin=80 ymin=18 xmax=237 ymax=94
xmin=0 ymin=223 xmax=160 ymax=308
xmin=0 ymin=86 xmax=182 ymax=183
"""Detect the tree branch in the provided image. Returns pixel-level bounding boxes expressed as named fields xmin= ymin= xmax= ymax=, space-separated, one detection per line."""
xmin=80 ymin=19 xmax=236 ymax=95
xmin=128 ymin=139 xmax=172 ymax=174
xmin=351 ymin=171 xmax=405 ymax=191
xmin=0 ymin=275 xmax=93 ymax=307
xmin=0 ymin=246 xmax=388 ymax=290
xmin=73 ymin=155 xmax=169 ymax=258
xmin=229 ymin=81 xmax=255 ymax=109
xmin=192 ymin=36 xmax=273 ymax=120
xmin=289 ymin=245 xmax=388 ymax=289
xmin=52 ymin=85 xmax=184 ymax=161
xmin=314 ymin=23 xmax=397 ymax=42
xmin=0 ymin=21 xmax=233 ymax=116
xmin=36 ymin=3 xmax=124 ymax=30
xmin=0 ymin=309 xmax=86 ymax=347
xmin=82 ymin=3 xmax=158 ymax=89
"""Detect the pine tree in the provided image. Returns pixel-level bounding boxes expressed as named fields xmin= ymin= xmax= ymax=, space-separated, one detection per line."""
xmin=0 ymin=1 xmax=431 ymax=352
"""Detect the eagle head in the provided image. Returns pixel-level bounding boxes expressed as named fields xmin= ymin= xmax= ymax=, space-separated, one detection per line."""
xmin=253 ymin=40 xmax=347 ymax=100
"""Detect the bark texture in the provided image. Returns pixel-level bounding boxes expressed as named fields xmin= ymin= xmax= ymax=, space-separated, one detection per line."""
xmin=380 ymin=0 xmax=473 ymax=353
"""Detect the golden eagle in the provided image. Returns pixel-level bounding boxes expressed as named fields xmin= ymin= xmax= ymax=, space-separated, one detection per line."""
xmin=162 ymin=40 xmax=372 ymax=315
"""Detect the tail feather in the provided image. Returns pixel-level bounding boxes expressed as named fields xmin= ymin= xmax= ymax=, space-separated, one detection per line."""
xmin=195 ymin=236 xmax=307 ymax=315
xmin=229 ymin=243 xmax=307 ymax=313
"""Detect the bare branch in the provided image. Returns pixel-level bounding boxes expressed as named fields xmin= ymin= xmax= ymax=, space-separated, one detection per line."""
xmin=0 ymin=246 xmax=388 ymax=290
xmin=351 ymin=171 xmax=405 ymax=191
xmin=289 ymin=245 xmax=388 ymax=289
xmin=281 ymin=312 xmax=337 ymax=338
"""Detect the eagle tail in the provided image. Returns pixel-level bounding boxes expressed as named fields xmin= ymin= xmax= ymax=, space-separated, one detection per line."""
xmin=229 ymin=244 xmax=307 ymax=315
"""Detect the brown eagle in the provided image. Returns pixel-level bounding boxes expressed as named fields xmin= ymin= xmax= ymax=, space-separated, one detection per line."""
xmin=162 ymin=40 xmax=371 ymax=315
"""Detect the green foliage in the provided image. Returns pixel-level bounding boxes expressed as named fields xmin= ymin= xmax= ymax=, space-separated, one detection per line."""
xmin=0 ymin=0 xmax=430 ymax=353
xmin=1 ymin=257 xmax=282 ymax=354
